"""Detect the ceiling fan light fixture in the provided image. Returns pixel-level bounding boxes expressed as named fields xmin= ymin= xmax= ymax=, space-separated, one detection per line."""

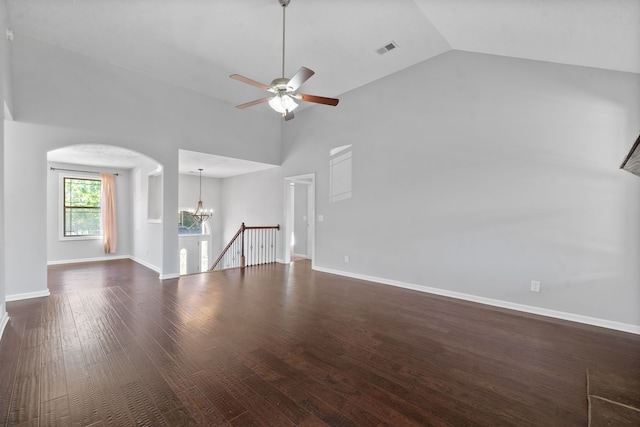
xmin=269 ymin=94 xmax=298 ymax=114
xmin=230 ymin=0 xmax=339 ymax=119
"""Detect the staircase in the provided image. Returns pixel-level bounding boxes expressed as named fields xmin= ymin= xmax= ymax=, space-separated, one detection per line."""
xmin=209 ymin=223 xmax=280 ymax=270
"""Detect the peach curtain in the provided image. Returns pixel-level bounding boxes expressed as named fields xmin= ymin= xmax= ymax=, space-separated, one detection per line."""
xmin=100 ymin=173 xmax=117 ymax=253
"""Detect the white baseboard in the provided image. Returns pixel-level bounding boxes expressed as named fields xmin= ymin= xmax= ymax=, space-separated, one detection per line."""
xmin=47 ymin=255 xmax=130 ymax=265
xmin=313 ymin=266 xmax=640 ymax=335
xmin=127 ymin=257 xmax=177 ymax=280
xmin=0 ymin=311 xmax=9 ymax=340
xmin=128 ymin=256 xmax=160 ymax=274
xmin=293 ymin=253 xmax=311 ymax=259
xmin=47 ymin=256 xmax=177 ymax=281
xmin=6 ymin=289 xmax=51 ymax=302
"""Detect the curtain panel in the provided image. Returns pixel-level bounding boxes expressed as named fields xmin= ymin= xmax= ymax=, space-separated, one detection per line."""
xmin=100 ymin=173 xmax=117 ymax=253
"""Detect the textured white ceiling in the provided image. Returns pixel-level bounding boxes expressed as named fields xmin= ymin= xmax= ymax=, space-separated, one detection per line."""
xmin=47 ymin=145 xmax=277 ymax=178
xmin=5 ymin=0 xmax=451 ymax=111
xmin=47 ymin=144 xmax=147 ymax=170
xmin=414 ymin=0 xmax=640 ymax=74
xmin=13 ymin=0 xmax=640 ymax=173
xmin=7 ymin=0 xmax=637 ymax=107
xmin=179 ymin=149 xmax=278 ymax=179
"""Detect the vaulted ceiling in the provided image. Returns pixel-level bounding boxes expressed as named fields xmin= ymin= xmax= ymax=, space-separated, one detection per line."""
xmin=11 ymin=0 xmax=640 ymax=176
xmin=7 ymin=0 xmax=639 ymax=115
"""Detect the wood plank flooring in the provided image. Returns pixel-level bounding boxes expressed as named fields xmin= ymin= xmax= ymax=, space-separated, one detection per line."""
xmin=1 ymin=259 xmax=639 ymax=426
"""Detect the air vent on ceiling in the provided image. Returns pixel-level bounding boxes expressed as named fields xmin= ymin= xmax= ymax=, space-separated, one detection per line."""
xmin=376 ymin=41 xmax=398 ymax=55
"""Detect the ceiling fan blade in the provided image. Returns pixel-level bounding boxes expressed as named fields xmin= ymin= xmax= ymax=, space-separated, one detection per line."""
xmin=296 ymin=93 xmax=340 ymax=106
xmin=235 ymin=97 xmax=272 ymax=109
xmin=287 ymin=67 xmax=315 ymax=91
xmin=230 ymin=74 xmax=272 ymax=92
xmin=283 ymin=110 xmax=295 ymax=121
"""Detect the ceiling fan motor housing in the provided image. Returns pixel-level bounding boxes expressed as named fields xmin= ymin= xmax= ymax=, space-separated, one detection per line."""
xmin=271 ymin=77 xmax=291 ymax=92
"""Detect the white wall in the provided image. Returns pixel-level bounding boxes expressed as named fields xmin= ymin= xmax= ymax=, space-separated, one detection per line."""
xmin=0 ymin=0 xmax=11 ymax=117
xmin=46 ymin=162 xmax=132 ymax=263
xmin=131 ymin=158 xmax=164 ymax=272
xmin=4 ymin=20 xmax=639 ymax=332
xmin=0 ymin=113 xmax=5 ymax=325
xmin=279 ymin=51 xmax=640 ymax=328
xmin=221 ymin=167 xmax=284 ymax=257
xmin=4 ymin=121 xmax=50 ymax=299
xmin=293 ymin=183 xmax=309 ymax=256
xmin=0 ymin=0 xmax=9 ymax=330
xmin=11 ymin=36 xmax=281 ymax=166
xmin=4 ymin=35 xmax=280 ymax=295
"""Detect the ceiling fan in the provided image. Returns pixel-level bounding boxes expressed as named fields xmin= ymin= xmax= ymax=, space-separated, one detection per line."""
xmin=230 ymin=0 xmax=339 ymax=121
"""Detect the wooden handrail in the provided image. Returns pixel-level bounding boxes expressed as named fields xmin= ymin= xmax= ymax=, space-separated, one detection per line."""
xmin=209 ymin=223 xmax=244 ymax=271
xmin=209 ymin=223 xmax=280 ymax=271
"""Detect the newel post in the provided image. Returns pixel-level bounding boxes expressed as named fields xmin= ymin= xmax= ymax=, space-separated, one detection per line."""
xmin=240 ymin=222 xmax=246 ymax=268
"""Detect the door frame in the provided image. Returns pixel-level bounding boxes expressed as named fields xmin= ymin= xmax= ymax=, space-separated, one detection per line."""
xmin=283 ymin=173 xmax=315 ymax=267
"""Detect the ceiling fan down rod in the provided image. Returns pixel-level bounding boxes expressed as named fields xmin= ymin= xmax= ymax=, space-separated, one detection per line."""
xmin=280 ymin=0 xmax=288 ymax=78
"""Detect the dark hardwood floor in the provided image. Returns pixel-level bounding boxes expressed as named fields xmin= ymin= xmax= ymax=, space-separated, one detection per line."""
xmin=1 ymin=259 xmax=639 ymax=426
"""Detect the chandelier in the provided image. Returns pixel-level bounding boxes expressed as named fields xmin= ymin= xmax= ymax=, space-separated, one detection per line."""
xmin=190 ymin=169 xmax=211 ymax=223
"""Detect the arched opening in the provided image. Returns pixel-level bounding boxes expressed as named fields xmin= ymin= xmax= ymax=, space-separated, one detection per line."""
xmin=46 ymin=143 xmax=164 ymax=274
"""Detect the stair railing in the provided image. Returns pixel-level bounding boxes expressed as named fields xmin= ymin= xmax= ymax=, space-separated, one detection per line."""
xmin=209 ymin=223 xmax=280 ymax=270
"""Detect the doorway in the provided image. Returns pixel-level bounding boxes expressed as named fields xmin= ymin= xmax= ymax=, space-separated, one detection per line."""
xmin=284 ymin=174 xmax=315 ymax=267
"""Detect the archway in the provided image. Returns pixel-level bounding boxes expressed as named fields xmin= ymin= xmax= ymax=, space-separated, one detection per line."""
xmin=46 ymin=143 xmax=164 ymax=274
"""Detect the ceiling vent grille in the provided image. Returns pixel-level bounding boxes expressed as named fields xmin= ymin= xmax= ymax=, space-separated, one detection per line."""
xmin=376 ymin=41 xmax=398 ymax=55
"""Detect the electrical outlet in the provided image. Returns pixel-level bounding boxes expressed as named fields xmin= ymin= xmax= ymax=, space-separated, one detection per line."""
xmin=530 ymin=280 xmax=541 ymax=293
xmin=344 ymin=255 xmax=349 ymax=263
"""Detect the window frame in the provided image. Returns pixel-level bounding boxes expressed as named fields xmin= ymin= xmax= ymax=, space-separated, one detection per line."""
xmin=58 ymin=173 xmax=103 ymax=241
xmin=178 ymin=208 xmax=205 ymax=235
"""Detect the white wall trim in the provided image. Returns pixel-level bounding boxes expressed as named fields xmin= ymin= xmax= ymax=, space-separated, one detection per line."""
xmin=47 ymin=255 xmax=131 ymax=265
xmin=6 ymin=289 xmax=51 ymax=302
xmin=313 ymin=266 xmax=640 ymax=336
xmin=0 ymin=312 xmax=9 ymax=340
xmin=293 ymin=253 xmax=311 ymax=259
xmin=128 ymin=256 xmax=160 ymax=274
xmin=47 ymin=255 xmax=176 ymax=280
xmin=128 ymin=256 xmax=178 ymax=279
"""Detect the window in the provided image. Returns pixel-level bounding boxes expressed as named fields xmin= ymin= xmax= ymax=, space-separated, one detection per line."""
xmin=329 ymin=144 xmax=352 ymax=203
xmin=178 ymin=210 xmax=203 ymax=235
xmin=63 ymin=177 xmax=102 ymax=237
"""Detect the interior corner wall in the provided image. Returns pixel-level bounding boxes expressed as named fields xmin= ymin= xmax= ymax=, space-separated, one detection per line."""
xmin=0 ymin=109 xmax=5 ymax=324
xmin=46 ymin=162 xmax=132 ymax=263
xmin=1 ymin=0 xmax=11 ymax=321
xmin=280 ymin=50 xmax=640 ymax=328
xmin=0 ymin=0 xmax=12 ymax=117
xmin=131 ymin=158 xmax=165 ymax=272
xmin=4 ymin=121 xmax=49 ymax=299
xmin=0 ymin=113 xmax=5 ymax=323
